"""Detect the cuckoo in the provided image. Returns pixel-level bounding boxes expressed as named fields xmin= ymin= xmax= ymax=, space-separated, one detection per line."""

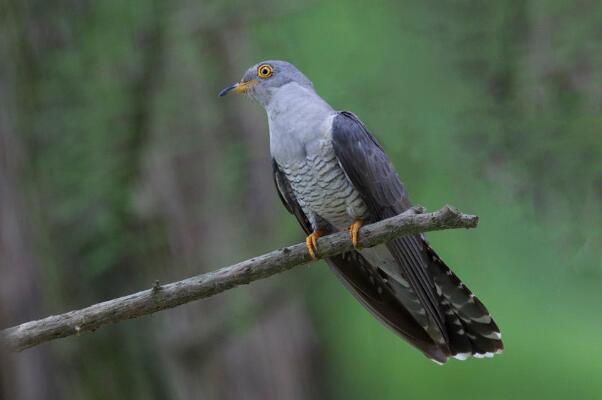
xmin=220 ymin=60 xmax=503 ymax=363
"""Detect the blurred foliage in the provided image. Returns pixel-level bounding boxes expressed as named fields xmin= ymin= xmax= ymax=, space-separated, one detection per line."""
xmin=1 ymin=0 xmax=600 ymax=399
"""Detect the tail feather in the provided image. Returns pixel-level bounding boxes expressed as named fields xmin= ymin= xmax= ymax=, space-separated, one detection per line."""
xmin=325 ymin=237 xmax=503 ymax=363
xmin=424 ymin=240 xmax=504 ymax=358
xmin=440 ymin=298 xmax=473 ymax=357
xmin=326 ymin=251 xmax=451 ymax=363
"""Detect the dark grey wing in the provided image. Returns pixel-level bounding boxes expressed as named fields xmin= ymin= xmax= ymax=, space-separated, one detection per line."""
xmin=331 ymin=111 xmax=503 ymax=359
xmin=331 ymin=112 xmax=448 ymax=340
xmin=272 ymin=159 xmax=312 ymax=233
xmin=272 ymin=159 xmax=449 ymax=363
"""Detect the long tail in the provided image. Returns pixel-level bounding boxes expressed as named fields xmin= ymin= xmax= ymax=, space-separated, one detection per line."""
xmin=325 ymin=238 xmax=503 ymax=363
xmin=325 ymin=251 xmax=451 ymax=363
xmin=423 ymin=240 xmax=504 ymax=359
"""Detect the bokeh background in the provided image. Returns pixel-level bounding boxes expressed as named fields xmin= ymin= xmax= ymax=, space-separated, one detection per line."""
xmin=1 ymin=0 xmax=601 ymax=399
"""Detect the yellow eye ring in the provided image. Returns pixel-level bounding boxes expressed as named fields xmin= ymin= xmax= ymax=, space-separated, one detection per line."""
xmin=257 ymin=64 xmax=273 ymax=79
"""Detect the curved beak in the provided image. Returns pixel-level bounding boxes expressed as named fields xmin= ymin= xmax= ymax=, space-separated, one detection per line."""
xmin=218 ymin=79 xmax=257 ymax=97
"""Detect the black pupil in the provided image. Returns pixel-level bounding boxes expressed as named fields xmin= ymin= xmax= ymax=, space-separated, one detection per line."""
xmin=262 ymin=68 xmax=269 ymax=75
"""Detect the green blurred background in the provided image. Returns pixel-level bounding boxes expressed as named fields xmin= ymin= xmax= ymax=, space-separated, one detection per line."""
xmin=1 ymin=0 xmax=600 ymax=399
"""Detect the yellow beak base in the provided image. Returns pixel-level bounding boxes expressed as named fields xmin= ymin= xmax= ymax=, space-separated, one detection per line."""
xmin=219 ymin=80 xmax=257 ymax=97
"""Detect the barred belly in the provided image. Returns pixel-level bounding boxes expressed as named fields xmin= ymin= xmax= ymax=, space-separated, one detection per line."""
xmin=281 ymin=139 xmax=368 ymax=230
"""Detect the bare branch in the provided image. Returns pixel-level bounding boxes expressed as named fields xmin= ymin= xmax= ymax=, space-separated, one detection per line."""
xmin=0 ymin=205 xmax=478 ymax=352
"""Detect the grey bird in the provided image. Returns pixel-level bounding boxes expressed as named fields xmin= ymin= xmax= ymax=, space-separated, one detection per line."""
xmin=220 ymin=60 xmax=503 ymax=363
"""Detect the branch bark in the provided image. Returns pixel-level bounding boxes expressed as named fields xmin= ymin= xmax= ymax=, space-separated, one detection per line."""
xmin=0 ymin=205 xmax=478 ymax=352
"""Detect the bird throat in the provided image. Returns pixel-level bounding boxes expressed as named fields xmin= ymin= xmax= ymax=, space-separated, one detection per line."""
xmin=266 ymin=82 xmax=335 ymax=164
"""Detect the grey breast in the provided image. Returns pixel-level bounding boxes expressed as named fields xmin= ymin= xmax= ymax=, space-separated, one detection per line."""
xmin=267 ymin=82 xmax=368 ymax=231
xmin=280 ymin=138 xmax=368 ymax=230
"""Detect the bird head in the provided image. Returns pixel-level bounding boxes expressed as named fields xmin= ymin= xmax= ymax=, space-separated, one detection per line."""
xmin=219 ymin=60 xmax=313 ymax=107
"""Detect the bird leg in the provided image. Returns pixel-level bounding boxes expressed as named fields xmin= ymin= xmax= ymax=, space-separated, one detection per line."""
xmin=305 ymin=230 xmax=323 ymax=259
xmin=348 ymin=219 xmax=364 ymax=248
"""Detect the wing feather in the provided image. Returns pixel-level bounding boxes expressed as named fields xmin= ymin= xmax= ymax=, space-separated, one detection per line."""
xmin=331 ymin=112 xmax=448 ymax=342
xmin=331 ymin=111 xmax=503 ymax=359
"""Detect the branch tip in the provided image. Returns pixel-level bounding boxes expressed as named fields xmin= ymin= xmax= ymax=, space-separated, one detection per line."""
xmin=467 ymin=215 xmax=479 ymax=228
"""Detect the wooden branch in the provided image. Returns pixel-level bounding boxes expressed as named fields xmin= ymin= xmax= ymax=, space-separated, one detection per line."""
xmin=0 ymin=205 xmax=478 ymax=352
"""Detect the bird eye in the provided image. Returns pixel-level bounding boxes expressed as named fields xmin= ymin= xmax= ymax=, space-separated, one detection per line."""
xmin=257 ymin=64 xmax=273 ymax=79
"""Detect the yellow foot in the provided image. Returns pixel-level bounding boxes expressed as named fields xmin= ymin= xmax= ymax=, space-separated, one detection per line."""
xmin=305 ymin=230 xmax=323 ymax=259
xmin=349 ymin=219 xmax=364 ymax=248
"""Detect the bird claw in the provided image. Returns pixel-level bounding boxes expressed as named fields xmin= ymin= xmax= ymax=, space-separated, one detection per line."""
xmin=349 ymin=219 xmax=364 ymax=248
xmin=305 ymin=230 xmax=322 ymax=259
